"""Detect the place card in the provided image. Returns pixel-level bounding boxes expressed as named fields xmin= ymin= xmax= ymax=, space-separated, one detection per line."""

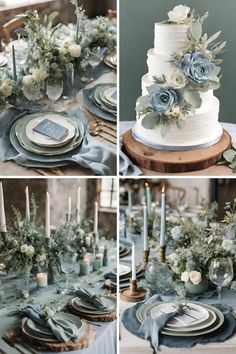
xmin=33 ymin=119 xmax=69 ymax=141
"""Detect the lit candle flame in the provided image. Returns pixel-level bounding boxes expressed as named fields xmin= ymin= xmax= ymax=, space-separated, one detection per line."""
xmin=161 ymin=185 xmax=165 ymax=194
xmin=145 ymin=182 xmax=149 ymax=188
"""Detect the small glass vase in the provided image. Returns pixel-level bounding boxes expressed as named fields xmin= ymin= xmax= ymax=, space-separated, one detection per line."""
xmin=145 ymin=258 xmax=173 ymax=297
xmin=63 ymin=63 xmax=75 ymax=100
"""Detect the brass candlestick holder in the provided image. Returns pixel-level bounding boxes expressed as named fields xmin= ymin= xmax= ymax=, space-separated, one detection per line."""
xmin=160 ymin=245 xmax=166 ymax=263
xmin=140 ymin=249 xmax=150 ymax=270
xmin=120 ymin=279 xmax=147 ymax=302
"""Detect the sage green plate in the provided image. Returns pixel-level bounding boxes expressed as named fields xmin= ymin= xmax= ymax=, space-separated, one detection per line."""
xmin=12 ymin=113 xmax=84 ymax=156
xmin=93 ymin=85 xmax=117 ymax=115
xmin=136 ymin=301 xmax=224 ymax=337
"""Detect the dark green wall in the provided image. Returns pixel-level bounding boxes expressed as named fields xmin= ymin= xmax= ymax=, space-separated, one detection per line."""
xmin=120 ymin=0 xmax=235 ymax=122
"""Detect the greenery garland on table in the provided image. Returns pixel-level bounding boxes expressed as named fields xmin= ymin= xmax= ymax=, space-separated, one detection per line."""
xmin=0 ymin=1 xmax=116 ymax=110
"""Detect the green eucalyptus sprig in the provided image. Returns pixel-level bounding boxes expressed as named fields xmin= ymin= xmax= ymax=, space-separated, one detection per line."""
xmin=217 ymin=144 xmax=236 ymax=172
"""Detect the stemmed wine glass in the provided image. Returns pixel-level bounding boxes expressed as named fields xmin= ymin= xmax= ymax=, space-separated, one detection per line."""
xmin=88 ymin=47 xmax=106 ymax=80
xmin=209 ymin=257 xmax=234 ymax=307
xmin=46 ymin=80 xmax=63 ymax=107
xmin=60 ymin=253 xmax=75 ymax=292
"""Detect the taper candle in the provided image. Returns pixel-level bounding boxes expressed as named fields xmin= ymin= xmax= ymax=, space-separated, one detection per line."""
xmin=0 ymin=182 xmax=6 ymax=232
xmin=160 ymin=185 xmax=166 ymax=246
xmin=25 ymin=186 xmax=30 ymax=222
xmin=143 ymin=205 xmax=148 ymax=251
xmin=77 ymin=187 xmax=81 ymax=223
xmin=12 ymin=45 xmax=17 ymax=81
xmin=94 ymin=201 xmax=98 ymax=234
xmin=68 ymin=197 xmax=72 ymax=222
xmin=45 ymin=192 xmax=50 ymax=238
xmin=128 ymin=190 xmax=132 ymax=212
xmin=145 ymin=183 xmax=151 ymax=215
xmin=131 ymin=242 xmax=136 ymax=281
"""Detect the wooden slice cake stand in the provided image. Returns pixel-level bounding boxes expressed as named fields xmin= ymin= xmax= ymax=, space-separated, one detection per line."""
xmin=123 ymin=129 xmax=231 ymax=173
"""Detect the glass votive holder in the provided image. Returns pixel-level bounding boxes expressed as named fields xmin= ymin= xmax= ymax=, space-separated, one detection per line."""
xmin=80 ymin=256 xmax=90 ymax=276
xmin=36 ymin=272 xmax=48 ymax=288
xmin=93 ymin=256 xmax=101 ymax=271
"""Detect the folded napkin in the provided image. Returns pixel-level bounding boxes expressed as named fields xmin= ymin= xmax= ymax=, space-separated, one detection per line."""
xmin=139 ymin=296 xmax=186 ymax=353
xmin=75 ymin=288 xmax=107 ymax=310
xmin=20 ymin=304 xmax=80 ymax=342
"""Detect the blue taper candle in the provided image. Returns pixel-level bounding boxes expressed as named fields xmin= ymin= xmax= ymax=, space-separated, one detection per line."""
xmin=12 ymin=45 xmax=17 ymax=81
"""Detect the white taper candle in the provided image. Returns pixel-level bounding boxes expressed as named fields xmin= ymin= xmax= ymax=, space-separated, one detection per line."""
xmin=45 ymin=192 xmax=50 ymax=238
xmin=131 ymin=242 xmax=136 ymax=281
xmin=77 ymin=187 xmax=81 ymax=223
xmin=0 ymin=182 xmax=6 ymax=232
xmin=25 ymin=186 xmax=30 ymax=222
xmin=143 ymin=204 xmax=148 ymax=251
xmin=160 ymin=185 xmax=166 ymax=246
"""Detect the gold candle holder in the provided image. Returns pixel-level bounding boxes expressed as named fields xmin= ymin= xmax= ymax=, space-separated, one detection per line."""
xmin=160 ymin=245 xmax=166 ymax=263
xmin=120 ymin=279 xmax=147 ymax=302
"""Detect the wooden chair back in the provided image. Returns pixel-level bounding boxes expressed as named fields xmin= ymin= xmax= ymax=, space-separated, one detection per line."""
xmin=3 ymin=18 xmax=23 ymax=42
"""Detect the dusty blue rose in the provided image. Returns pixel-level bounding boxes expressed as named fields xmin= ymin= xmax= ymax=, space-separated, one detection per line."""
xmin=181 ymin=52 xmax=214 ymax=84
xmin=149 ymin=86 xmax=182 ymax=114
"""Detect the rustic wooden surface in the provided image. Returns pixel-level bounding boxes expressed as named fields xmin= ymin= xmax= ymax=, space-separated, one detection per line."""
xmin=21 ymin=319 xmax=96 ymax=352
xmin=123 ymin=129 xmax=231 ymax=173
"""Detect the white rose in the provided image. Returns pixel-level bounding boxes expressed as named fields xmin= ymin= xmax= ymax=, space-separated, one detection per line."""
xmin=32 ymin=69 xmax=48 ymax=82
xmin=0 ymin=82 xmax=12 ymax=97
xmin=171 ymin=226 xmax=182 ymax=241
xmin=168 ymin=5 xmax=190 ymax=24
xmin=181 ymin=271 xmax=189 ymax=282
xmin=20 ymin=244 xmax=28 ymax=253
xmin=68 ymin=44 xmax=81 ymax=58
xmin=189 ymin=270 xmax=202 ymax=285
xmin=166 ymin=69 xmax=187 ymax=89
xmin=22 ymin=75 xmax=34 ymax=86
xmin=26 ymin=245 xmax=35 ymax=256
xmin=36 ymin=254 xmax=46 ymax=263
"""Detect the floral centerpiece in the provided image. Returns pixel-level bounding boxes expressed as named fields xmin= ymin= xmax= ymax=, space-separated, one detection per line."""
xmin=0 ymin=0 xmax=116 ymax=110
xmin=137 ymin=5 xmax=226 ymax=136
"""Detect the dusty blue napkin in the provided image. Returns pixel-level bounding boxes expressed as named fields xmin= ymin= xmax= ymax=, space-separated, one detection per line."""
xmin=75 ymin=288 xmax=106 ymax=310
xmin=20 ymin=304 xmax=81 ymax=342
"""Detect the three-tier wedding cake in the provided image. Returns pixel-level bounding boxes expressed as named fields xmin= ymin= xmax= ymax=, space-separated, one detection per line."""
xmin=132 ymin=5 xmax=226 ymax=150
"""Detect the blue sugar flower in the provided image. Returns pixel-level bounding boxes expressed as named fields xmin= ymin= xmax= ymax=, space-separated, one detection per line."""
xmin=149 ymin=86 xmax=182 ymax=114
xmin=181 ymin=52 xmax=214 ymax=84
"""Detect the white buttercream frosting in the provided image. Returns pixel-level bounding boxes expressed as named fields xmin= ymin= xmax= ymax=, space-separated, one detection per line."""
xmin=154 ymin=23 xmax=189 ymax=54
xmin=133 ymin=97 xmax=221 ymax=148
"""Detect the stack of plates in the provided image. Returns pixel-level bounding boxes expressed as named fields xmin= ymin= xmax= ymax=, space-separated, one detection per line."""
xmin=9 ymin=112 xmax=84 ymax=159
xmin=110 ymin=54 xmax=117 ymax=67
xmin=70 ymin=295 xmax=116 ymax=317
xmin=0 ymin=54 xmax=7 ymax=67
xmin=136 ymin=301 xmax=224 ymax=337
xmin=119 ymin=243 xmax=131 ymax=258
xmin=91 ymin=84 xmax=117 ymax=117
xmin=21 ymin=313 xmax=85 ymax=343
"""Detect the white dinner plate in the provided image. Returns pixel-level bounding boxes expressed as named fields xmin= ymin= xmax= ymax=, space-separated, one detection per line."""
xmin=71 ymin=297 xmax=114 ymax=315
xmin=25 ymin=114 xmax=76 ymax=147
xmin=151 ymin=302 xmax=209 ymax=328
xmin=102 ymin=86 xmax=117 ymax=106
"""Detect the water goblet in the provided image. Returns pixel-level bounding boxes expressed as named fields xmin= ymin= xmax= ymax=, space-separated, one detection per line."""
xmin=88 ymin=47 xmax=105 ymax=80
xmin=209 ymin=257 xmax=234 ymax=308
xmin=60 ymin=254 xmax=75 ymax=292
xmin=46 ymin=79 xmax=63 ymax=107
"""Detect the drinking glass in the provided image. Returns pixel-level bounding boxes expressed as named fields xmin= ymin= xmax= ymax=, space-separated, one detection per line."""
xmin=88 ymin=47 xmax=105 ymax=80
xmin=46 ymin=80 xmax=63 ymax=104
xmin=60 ymin=254 xmax=75 ymax=291
xmin=209 ymin=257 xmax=234 ymax=305
xmin=63 ymin=63 xmax=75 ymax=100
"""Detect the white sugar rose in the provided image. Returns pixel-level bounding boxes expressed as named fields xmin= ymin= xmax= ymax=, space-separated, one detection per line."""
xmin=166 ymin=70 xmax=187 ymax=89
xmin=189 ymin=270 xmax=202 ymax=285
xmin=31 ymin=69 xmax=48 ymax=82
xmin=22 ymin=75 xmax=34 ymax=86
xmin=20 ymin=244 xmax=28 ymax=253
xmin=171 ymin=225 xmax=182 ymax=241
xmin=168 ymin=5 xmax=190 ymax=24
xmin=181 ymin=271 xmax=189 ymax=282
xmin=0 ymin=82 xmax=12 ymax=97
xmin=68 ymin=44 xmax=81 ymax=58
